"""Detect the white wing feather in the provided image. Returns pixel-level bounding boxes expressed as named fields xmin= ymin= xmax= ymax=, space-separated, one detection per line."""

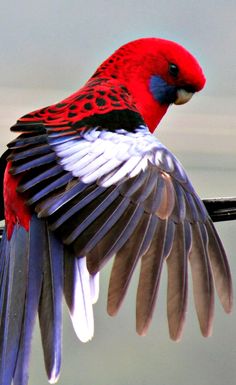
xmin=53 ymin=126 xmax=173 ymax=187
xmin=70 ymin=257 xmax=95 ymax=343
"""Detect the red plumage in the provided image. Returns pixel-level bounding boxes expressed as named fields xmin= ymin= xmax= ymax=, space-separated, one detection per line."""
xmin=3 ymin=162 xmax=30 ymax=239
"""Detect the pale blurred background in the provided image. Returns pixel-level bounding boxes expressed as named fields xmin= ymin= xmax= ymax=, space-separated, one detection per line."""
xmin=1 ymin=1 xmax=236 ymax=384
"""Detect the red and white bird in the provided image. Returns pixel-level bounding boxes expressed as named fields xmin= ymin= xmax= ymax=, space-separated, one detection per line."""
xmin=0 ymin=37 xmax=232 ymax=385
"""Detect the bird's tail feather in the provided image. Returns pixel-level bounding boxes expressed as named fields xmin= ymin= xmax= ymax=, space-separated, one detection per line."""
xmin=14 ymin=216 xmax=45 ymax=385
xmin=0 ymin=215 xmax=97 ymax=385
xmin=0 ymin=225 xmax=30 ymax=385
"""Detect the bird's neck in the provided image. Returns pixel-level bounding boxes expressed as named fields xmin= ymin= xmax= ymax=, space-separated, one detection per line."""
xmin=126 ymin=77 xmax=169 ymax=132
xmin=91 ymin=69 xmax=169 ymax=133
xmin=92 ymin=49 xmax=170 ymax=132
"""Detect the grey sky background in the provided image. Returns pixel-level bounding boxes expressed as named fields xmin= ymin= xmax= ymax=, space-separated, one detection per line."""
xmin=1 ymin=1 xmax=236 ymax=385
xmin=0 ymin=0 xmax=235 ymax=96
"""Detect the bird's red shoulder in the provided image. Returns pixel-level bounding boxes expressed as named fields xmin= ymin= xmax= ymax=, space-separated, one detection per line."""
xmin=18 ymin=78 xmax=140 ymax=127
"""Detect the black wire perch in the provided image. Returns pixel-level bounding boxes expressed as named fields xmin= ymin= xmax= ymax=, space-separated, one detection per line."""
xmin=203 ymin=197 xmax=236 ymax=222
xmin=0 ymin=197 xmax=235 ymax=238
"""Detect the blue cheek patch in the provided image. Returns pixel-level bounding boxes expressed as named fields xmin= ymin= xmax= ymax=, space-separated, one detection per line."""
xmin=149 ymin=75 xmax=177 ymax=105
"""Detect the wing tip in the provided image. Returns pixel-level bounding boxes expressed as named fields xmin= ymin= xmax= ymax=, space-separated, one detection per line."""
xmin=136 ymin=317 xmax=150 ymax=336
xmin=169 ymin=333 xmax=182 ymax=342
xmin=71 ymin=313 xmax=94 ymax=343
xmin=201 ymin=326 xmax=213 ymax=338
xmin=225 ymin=278 xmax=233 ymax=313
xmin=168 ymin=319 xmax=185 ymax=342
xmin=136 ymin=328 xmax=148 ymax=337
xmin=199 ymin=314 xmax=214 ymax=338
xmin=107 ymin=304 xmax=119 ymax=317
xmin=222 ymin=294 xmax=233 ymax=314
xmin=107 ymin=288 xmax=125 ymax=317
xmin=48 ymin=372 xmax=60 ymax=384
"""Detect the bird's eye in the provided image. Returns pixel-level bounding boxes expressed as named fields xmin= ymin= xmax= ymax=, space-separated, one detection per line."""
xmin=169 ymin=63 xmax=179 ymax=77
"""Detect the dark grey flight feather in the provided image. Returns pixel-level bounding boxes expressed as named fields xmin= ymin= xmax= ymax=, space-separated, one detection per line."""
xmin=136 ymin=219 xmax=167 ymax=335
xmin=17 ymin=164 xmax=63 ymax=193
xmin=189 ymin=222 xmax=214 ymax=337
xmin=10 ymin=153 xmax=57 ymax=175
xmin=64 ymin=251 xmax=76 ymax=316
xmin=85 ymin=198 xmax=137 ymax=272
xmin=36 ymin=180 xmax=89 ymax=217
xmin=7 ymin=144 xmax=52 ymax=162
xmin=7 ymin=134 xmax=48 ymax=150
xmin=205 ymin=220 xmax=232 ymax=313
xmin=163 ymin=219 xmax=175 ymax=258
xmin=28 ymin=173 xmax=73 ymax=206
xmin=166 ymin=222 xmax=190 ymax=341
xmin=38 ymin=224 xmax=63 ymax=383
xmin=107 ymin=213 xmax=157 ymax=316
xmin=73 ymin=195 xmax=131 ymax=260
xmin=50 ymin=185 xmax=117 ymax=235
xmin=94 ymin=205 xmax=144 ymax=263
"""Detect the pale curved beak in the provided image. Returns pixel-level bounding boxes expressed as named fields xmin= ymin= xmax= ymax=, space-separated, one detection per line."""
xmin=174 ymin=89 xmax=194 ymax=105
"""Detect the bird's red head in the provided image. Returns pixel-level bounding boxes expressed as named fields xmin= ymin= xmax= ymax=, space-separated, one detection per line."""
xmin=93 ymin=38 xmax=206 ymax=132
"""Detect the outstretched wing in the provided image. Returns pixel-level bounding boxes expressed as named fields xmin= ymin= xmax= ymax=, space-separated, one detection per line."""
xmin=8 ymin=112 xmax=232 ymax=342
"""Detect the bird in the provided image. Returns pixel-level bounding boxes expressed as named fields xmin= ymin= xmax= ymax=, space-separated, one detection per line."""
xmin=0 ymin=37 xmax=232 ymax=385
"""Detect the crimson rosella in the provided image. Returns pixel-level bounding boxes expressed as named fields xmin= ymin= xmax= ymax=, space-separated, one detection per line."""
xmin=0 ymin=37 xmax=232 ymax=385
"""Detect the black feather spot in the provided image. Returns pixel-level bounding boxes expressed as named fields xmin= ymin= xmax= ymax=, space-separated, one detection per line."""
xmin=56 ymin=103 xmax=67 ymax=108
xmin=84 ymin=103 xmax=93 ymax=110
xmin=76 ymin=95 xmax=86 ymax=101
xmin=96 ymin=98 xmax=106 ymax=106
xmin=120 ymin=85 xmax=128 ymax=92
xmin=108 ymin=94 xmax=119 ymax=101
xmin=68 ymin=112 xmax=77 ymax=117
xmin=40 ymin=108 xmax=47 ymax=114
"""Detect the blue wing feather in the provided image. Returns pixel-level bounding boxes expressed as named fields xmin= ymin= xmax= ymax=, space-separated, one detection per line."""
xmin=0 ymin=226 xmax=29 ymax=385
xmin=13 ymin=216 xmax=44 ymax=385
